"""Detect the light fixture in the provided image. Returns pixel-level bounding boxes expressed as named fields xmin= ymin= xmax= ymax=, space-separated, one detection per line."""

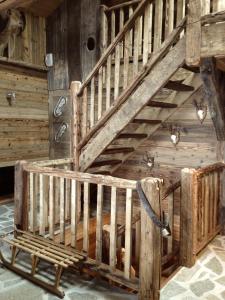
xmin=170 ymin=126 xmax=180 ymax=146
xmin=143 ymin=153 xmax=154 ymax=170
xmin=193 ymin=99 xmax=207 ymax=124
xmin=45 ymin=53 xmax=54 ymax=67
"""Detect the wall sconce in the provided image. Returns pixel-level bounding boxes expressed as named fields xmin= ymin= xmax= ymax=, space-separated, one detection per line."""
xmin=142 ymin=152 xmax=155 ymax=170
xmin=45 ymin=53 xmax=54 ymax=67
xmin=6 ymin=92 xmax=16 ymax=106
xmin=170 ymin=126 xmax=180 ymax=146
xmin=193 ymin=99 xmax=207 ymax=124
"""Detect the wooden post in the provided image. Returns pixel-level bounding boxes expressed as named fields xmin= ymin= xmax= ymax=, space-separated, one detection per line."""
xmin=186 ymin=0 xmax=201 ymax=66
xmin=71 ymin=81 xmax=82 ymax=171
xmin=139 ymin=178 xmax=162 ymax=300
xmin=14 ymin=160 xmax=29 ymax=231
xmin=180 ymin=168 xmax=197 ymax=267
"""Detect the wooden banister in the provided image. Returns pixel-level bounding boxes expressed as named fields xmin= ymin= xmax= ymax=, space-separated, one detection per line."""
xmin=101 ymin=0 xmax=141 ymax=13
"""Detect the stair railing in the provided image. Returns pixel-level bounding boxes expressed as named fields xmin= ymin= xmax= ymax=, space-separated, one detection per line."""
xmin=14 ymin=159 xmax=163 ymax=299
xmin=74 ymin=0 xmax=187 ymax=157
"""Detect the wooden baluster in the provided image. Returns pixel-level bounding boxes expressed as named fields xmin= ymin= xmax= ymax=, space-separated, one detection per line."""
xmin=129 ymin=6 xmax=134 ymax=56
xmin=197 ymin=176 xmax=202 ymax=244
xmin=83 ymin=182 xmax=90 ymax=253
xmin=82 ymin=87 xmax=88 ymax=138
xmin=213 ymin=172 xmax=218 ymax=231
xmin=29 ymin=173 xmax=35 ymax=232
xmin=49 ymin=175 xmax=54 ymax=240
xmin=165 ymin=0 xmax=174 ymax=38
xmin=39 ymin=174 xmax=45 ymax=236
xmin=148 ymin=3 xmax=153 ymax=54
xmin=114 ymin=45 xmax=120 ymax=101
xmin=201 ymin=0 xmax=210 ymax=15
xmin=133 ymin=17 xmax=140 ymax=76
xmin=101 ymin=7 xmax=108 ymax=54
xmin=135 ymin=218 xmax=141 ymax=267
xmin=205 ymin=174 xmax=210 ymax=239
xmin=71 ymin=179 xmax=78 ymax=248
xmin=119 ymin=8 xmax=124 ymax=57
xmin=201 ymin=176 xmax=205 ymax=241
xmin=216 ymin=171 xmax=221 ymax=227
xmin=54 ymin=177 xmax=60 ymax=224
xmin=64 ymin=166 xmax=70 ymax=220
xmin=154 ymin=0 xmax=163 ymax=51
xmin=138 ymin=15 xmax=143 ymax=58
xmin=111 ymin=10 xmax=116 ymax=43
xmin=98 ymin=67 xmax=103 ymax=120
xmin=60 ymin=177 xmax=65 ymax=244
xmin=167 ymin=192 xmax=174 ymax=254
xmin=213 ymin=0 xmax=225 ymax=12
xmin=123 ymin=31 xmax=130 ymax=89
xmin=110 ymin=186 xmax=117 ymax=270
xmin=106 ymin=55 xmax=112 ymax=110
xmin=176 ymin=0 xmax=185 ymax=25
xmin=143 ymin=3 xmax=150 ymax=65
xmin=124 ymin=188 xmax=133 ymax=279
xmin=96 ymin=184 xmax=103 ymax=263
xmin=90 ymin=77 xmax=95 ymax=128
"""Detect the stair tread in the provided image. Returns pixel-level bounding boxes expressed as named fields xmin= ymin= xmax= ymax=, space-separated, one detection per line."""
xmin=165 ymin=80 xmax=194 ymax=91
xmin=147 ymin=101 xmax=178 ymax=108
xmin=103 ymin=147 xmax=134 ymax=154
xmin=90 ymin=159 xmax=122 ymax=168
xmin=117 ymin=133 xmax=148 ymax=139
xmin=132 ymin=119 xmax=162 ymax=124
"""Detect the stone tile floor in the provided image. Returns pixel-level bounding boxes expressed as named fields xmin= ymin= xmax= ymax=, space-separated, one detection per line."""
xmin=1 ymin=203 xmax=225 ymax=299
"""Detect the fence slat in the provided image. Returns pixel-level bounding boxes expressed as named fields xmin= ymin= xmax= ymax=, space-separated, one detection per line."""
xmin=60 ymin=177 xmax=65 ymax=244
xmin=71 ymin=179 xmax=78 ymax=248
xmin=98 ymin=67 xmax=103 ymax=120
xmin=49 ymin=175 xmax=54 ymax=239
xmin=111 ymin=10 xmax=116 ymax=42
xmin=90 ymin=78 xmax=95 ymax=128
xmin=114 ymin=45 xmax=121 ymax=100
xmin=154 ymin=0 xmax=163 ymax=51
xmin=165 ymin=0 xmax=174 ymax=38
xmin=119 ymin=8 xmax=124 ymax=57
xmin=167 ymin=192 xmax=174 ymax=253
xmin=133 ymin=17 xmax=140 ymax=76
xmin=106 ymin=55 xmax=112 ymax=110
xmin=124 ymin=188 xmax=133 ymax=279
xmin=110 ymin=186 xmax=117 ymax=270
xmin=83 ymin=182 xmax=90 ymax=252
xmin=143 ymin=3 xmax=150 ymax=65
xmin=129 ymin=6 xmax=134 ymax=57
xmin=39 ymin=174 xmax=45 ymax=236
xmin=82 ymin=87 xmax=88 ymax=137
xmin=123 ymin=31 xmax=130 ymax=89
xmin=96 ymin=184 xmax=103 ymax=263
xmin=29 ymin=173 xmax=35 ymax=232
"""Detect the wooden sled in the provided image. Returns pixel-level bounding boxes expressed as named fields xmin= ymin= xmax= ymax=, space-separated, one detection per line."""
xmin=0 ymin=230 xmax=86 ymax=298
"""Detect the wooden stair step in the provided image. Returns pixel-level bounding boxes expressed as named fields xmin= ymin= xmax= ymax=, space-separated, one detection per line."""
xmin=165 ymin=80 xmax=194 ymax=91
xmin=147 ymin=101 xmax=177 ymax=108
xmin=117 ymin=133 xmax=148 ymax=139
xmin=103 ymin=147 xmax=134 ymax=154
xmin=132 ymin=119 xmax=161 ymax=125
xmin=90 ymin=159 xmax=122 ymax=168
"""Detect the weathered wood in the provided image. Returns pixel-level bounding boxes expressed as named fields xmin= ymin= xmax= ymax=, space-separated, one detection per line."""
xmin=186 ymin=0 xmax=201 ymax=66
xmin=110 ymin=186 xmax=117 ymax=270
xmin=139 ymin=178 xmax=161 ymax=300
xmin=71 ymin=179 xmax=78 ymax=247
xmin=132 ymin=119 xmax=161 ymax=125
xmin=90 ymin=160 xmax=122 ymax=168
xmin=124 ymin=188 xmax=133 ymax=279
xmin=117 ymin=133 xmax=148 ymax=139
xmin=103 ymin=147 xmax=134 ymax=154
xmin=59 ymin=177 xmax=65 ymax=244
xmin=147 ymin=101 xmax=177 ymax=108
xmin=83 ymin=182 xmax=90 ymax=252
xmin=180 ymin=168 xmax=197 ymax=267
xmin=96 ymin=184 xmax=103 ymax=263
xmin=200 ymin=58 xmax=225 ymax=141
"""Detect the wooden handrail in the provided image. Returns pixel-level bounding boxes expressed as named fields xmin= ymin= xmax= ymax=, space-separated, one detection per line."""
xmin=23 ymin=164 xmax=137 ymax=190
xmin=101 ymin=0 xmax=141 ymax=13
xmin=29 ymin=158 xmax=73 ymax=167
xmin=78 ymin=0 xmax=150 ymax=95
xmin=78 ymin=17 xmax=187 ymax=150
xmin=195 ymin=162 xmax=225 ymax=177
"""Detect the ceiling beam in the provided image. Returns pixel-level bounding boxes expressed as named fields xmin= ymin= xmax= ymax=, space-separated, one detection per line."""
xmin=200 ymin=58 xmax=225 ymax=140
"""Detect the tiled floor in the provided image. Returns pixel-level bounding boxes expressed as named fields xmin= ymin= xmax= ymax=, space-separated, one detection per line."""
xmin=1 ymin=203 xmax=225 ymax=299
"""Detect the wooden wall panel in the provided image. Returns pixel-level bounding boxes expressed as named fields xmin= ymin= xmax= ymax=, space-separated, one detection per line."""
xmin=0 ymin=65 xmax=49 ymax=167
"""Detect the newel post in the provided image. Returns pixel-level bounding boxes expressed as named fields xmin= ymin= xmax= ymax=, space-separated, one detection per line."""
xmin=71 ymin=81 xmax=82 ymax=171
xmin=180 ymin=168 xmax=197 ymax=267
xmin=139 ymin=178 xmax=162 ymax=300
xmin=14 ymin=160 xmax=29 ymax=231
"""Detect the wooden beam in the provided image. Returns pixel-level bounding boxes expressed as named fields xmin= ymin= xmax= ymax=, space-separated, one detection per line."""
xmin=180 ymin=168 xmax=197 ymax=267
xmin=186 ymin=0 xmax=201 ymax=66
xmin=139 ymin=178 xmax=162 ymax=300
xmin=200 ymin=58 xmax=225 ymax=141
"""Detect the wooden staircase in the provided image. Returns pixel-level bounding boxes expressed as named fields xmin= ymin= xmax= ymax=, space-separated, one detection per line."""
xmin=73 ymin=0 xmax=202 ymax=174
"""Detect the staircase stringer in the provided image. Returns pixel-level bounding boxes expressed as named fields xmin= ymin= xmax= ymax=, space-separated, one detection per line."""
xmin=79 ymin=38 xmax=186 ymax=172
xmin=110 ymin=74 xmax=202 ymax=174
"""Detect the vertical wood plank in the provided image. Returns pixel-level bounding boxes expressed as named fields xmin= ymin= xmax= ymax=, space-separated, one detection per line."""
xmin=98 ymin=67 xmax=103 ymax=120
xmin=60 ymin=177 xmax=65 ymax=244
xmin=83 ymin=182 xmax=90 ymax=252
xmin=29 ymin=173 xmax=35 ymax=232
xmin=186 ymin=0 xmax=201 ymax=66
xmin=135 ymin=218 xmax=141 ymax=266
xmin=71 ymin=179 xmax=78 ymax=248
xmin=139 ymin=178 xmax=161 ymax=300
xmin=123 ymin=31 xmax=130 ymax=89
xmin=138 ymin=15 xmax=143 ymax=57
xmin=129 ymin=6 xmax=134 ymax=56
xmin=49 ymin=175 xmax=54 ymax=240
xmin=111 ymin=10 xmax=116 ymax=42
xmin=165 ymin=0 xmax=174 ymax=38
xmin=106 ymin=55 xmax=112 ymax=111
xmin=201 ymin=0 xmax=210 ymax=15
xmin=114 ymin=45 xmax=120 ymax=100
xmin=154 ymin=0 xmax=163 ymax=51
xmin=110 ymin=186 xmax=117 ymax=270
xmin=204 ymin=174 xmax=210 ymax=239
xmin=39 ymin=174 xmax=45 ymax=236
xmin=167 ymin=193 xmax=174 ymax=253
xmin=90 ymin=78 xmax=95 ymax=128
xmin=101 ymin=8 xmax=108 ymax=53
xmin=119 ymin=8 xmax=124 ymax=57
xmin=133 ymin=18 xmax=140 ymax=76
xmin=148 ymin=4 xmax=153 ymax=54
xmin=96 ymin=184 xmax=103 ymax=263
xmin=124 ymin=188 xmax=133 ymax=279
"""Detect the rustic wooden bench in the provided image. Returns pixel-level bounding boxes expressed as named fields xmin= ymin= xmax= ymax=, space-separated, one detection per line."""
xmin=0 ymin=230 xmax=86 ymax=298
